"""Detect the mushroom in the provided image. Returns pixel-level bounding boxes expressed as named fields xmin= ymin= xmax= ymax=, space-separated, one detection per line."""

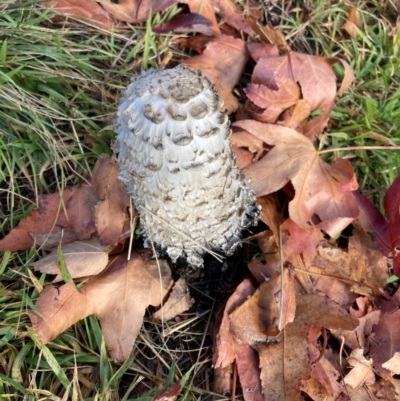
xmin=113 ymin=65 xmax=260 ymax=268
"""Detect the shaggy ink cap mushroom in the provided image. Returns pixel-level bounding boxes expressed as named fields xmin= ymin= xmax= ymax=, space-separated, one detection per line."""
xmin=113 ymin=65 xmax=261 ymax=268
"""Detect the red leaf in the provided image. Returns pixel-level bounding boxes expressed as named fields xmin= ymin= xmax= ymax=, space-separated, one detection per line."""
xmin=384 ymin=176 xmax=400 ymax=276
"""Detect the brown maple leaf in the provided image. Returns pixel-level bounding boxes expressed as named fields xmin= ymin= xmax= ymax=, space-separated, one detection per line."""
xmin=41 ymin=0 xmax=114 ymax=30
xmin=92 ymin=154 xmax=131 ymax=247
xmin=0 ymin=184 xmax=99 ymax=251
xmin=234 ymin=120 xmax=359 ymax=236
xmin=29 ymin=250 xmax=173 ymax=362
xmin=250 ymin=51 xmax=353 ymax=112
xmin=181 ymin=35 xmax=249 ymax=114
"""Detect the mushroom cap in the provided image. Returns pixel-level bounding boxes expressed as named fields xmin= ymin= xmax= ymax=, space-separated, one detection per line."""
xmin=113 ymin=65 xmax=260 ymax=267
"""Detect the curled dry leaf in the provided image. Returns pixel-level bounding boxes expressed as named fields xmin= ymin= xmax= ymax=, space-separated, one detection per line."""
xmin=0 ymin=184 xmax=99 ymax=251
xmin=344 ymin=348 xmax=375 ymax=388
xmin=99 ymin=0 xmax=176 ymax=23
xmin=229 ymin=284 xmax=273 ymax=345
xmin=251 ymin=52 xmax=353 ymax=112
xmin=354 ymin=192 xmax=390 ymax=255
xmin=181 ymin=36 xmax=249 ymax=114
xmin=382 ymin=352 xmax=400 ymax=375
xmin=281 ymin=218 xmax=324 ymax=268
xmin=41 ymin=0 xmax=114 ymax=30
xmin=32 ymin=238 xmax=108 ymax=282
xmin=342 ymin=7 xmax=362 ymax=38
xmin=244 ymin=74 xmax=300 ymax=123
xmin=258 ymin=269 xmax=296 ymax=334
xmin=234 ymin=120 xmax=359 ymax=236
xmin=215 ymin=279 xmax=256 ymax=369
xmin=235 ymin=344 xmax=263 ymax=401
xmin=151 ymin=277 xmax=192 ymax=321
xmin=312 ymin=226 xmax=388 ymax=296
xmin=29 ymin=250 xmax=172 ymax=362
xmin=384 ymin=175 xmax=400 ymax=275
xmin=370 ymin=309 xmax=400 ymax=379
xmin=92 ymin=154 xmax=131 ymax=247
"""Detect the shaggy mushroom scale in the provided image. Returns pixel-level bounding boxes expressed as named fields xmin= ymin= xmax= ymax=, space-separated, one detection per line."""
xmin=113 ymin=65 xmax=260 ymax=268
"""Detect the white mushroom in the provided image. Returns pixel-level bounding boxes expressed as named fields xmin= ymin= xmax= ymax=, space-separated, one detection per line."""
xmin=113 ymin=65 xmax=260 ymax=268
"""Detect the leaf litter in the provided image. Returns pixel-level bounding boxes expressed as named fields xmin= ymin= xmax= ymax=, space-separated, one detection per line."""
xmin=3 ymin=1 xmax=400 ymax=400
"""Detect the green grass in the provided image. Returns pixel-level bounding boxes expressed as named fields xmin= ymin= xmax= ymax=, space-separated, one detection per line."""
xmin=0 ymin=0 xmax=399 ymax=399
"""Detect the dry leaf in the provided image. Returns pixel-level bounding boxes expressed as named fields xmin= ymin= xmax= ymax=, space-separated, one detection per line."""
xmin=343 ymin=7 xmax=361 ymax=38
xmin=215 ymin=279 xmax=256 ymax=369
xmin=41 ymin=0 xmax=114 ymax=30
xmin=281 ymin=218 xmax=324 ymax=267
xmin=153 ymin=383 xmax=181 ymax=401
xmin=151 ymin=278 xmax=192 ymax=321
xmin=251 ymin=52 xmax=353 ymax=112
xmin=99 ymin=0 xmax=176 ymax=23
xmin=258 ymin=269 xmax=296 ymax=334
xmin=236 ymin=344 xmax=263 ymax=401
xmin=29 ymin=250 xmax=172 ymax=362
xmin=344 ymin=349 xmax=375 ymax=388
xmin=371 ymin=309 xmax=400 ymax=379
xmin=382 ymin=352 xmax=400 ymax=375
xmin=0 ymin=191 xmax=72 ymax=251
xmin=92 ymin=154 xmax=131 ymax=246
xmin=181 ymin=36 xmax=249 ymax=114
xmin=244 ymin=75 xmax=300 ymax=123
xmin=229 ymin=286 xmax=273 ymax=345
xmin=384 ymin=175 xmax=400 ymax=275
xmin=234 ymin=120 xmax=359 ymax=236
xmin=312 ymin=226 xmax=389 ymax=296
xmin=32 ymin=238 xmax=108 ymax=282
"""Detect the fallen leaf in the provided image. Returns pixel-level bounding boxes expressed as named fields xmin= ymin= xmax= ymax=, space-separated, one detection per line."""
xmin=279 ymin=99 xmax=312 ymax=131
xmin=92 ymin=154 xmax=131 ymax=246
xmin=99 ymin=0 xmax=176 ymax=23
xmin=66 ymin=184 xmax=100 ymax=240
xmin=231 ymin=145 xmax=254 ymax=169
xmin=354 ymin=192 xmax=390 ymax=255
xmin=244 ymin=75 xmax=300 ymax=123
xmin=41 ymin=0 xmax=114 ymax=30
xmin=246 ymin=17 xmax=289 ymax=53
xmin=281 ymin=218 xmax=324 ymax=267
xmin=302 ymin=101 xmax=335 ymax=140
xmin=153 ymin=383 xmax=181 ymax=401
xmin=384 ymin=175 xmax=400 ymax=276
xmin=215 ymin=279 xmax=256 ymax=369
xmin=251 ymin=52 xmax=353 ymax=112
xmin=29 ymin=250 xmax=172 ymax=362
xmin=181 ymin=36 xmax=249 ymax=114
xmin=234 ymin=120 xmax=359 ymax=236
xmin=370 ymin=309 xmax=400 ymax=379
xmin=32 ymin=238 xmax=108 ymax=282
xmin=214 ymin=0 xmax=254 ymax=36
xmin=258 ymin=269 xmax=296 ymax=334
xmin=151 ymin=278 xmax=192 ymax=321
xmin=182 ymin=0 xmax=221 ymax=35
xmin=247 ymin=42 xmax=279 ymax=63
xmin=30 ymin=231 xmax=78 ymax=250
xmin=229 ymin=285 xmax=273 ymax=345
xmin=235 ymin=344 xmax=263 ymax=401
xmin=213 ymin=365 xmax=232 ymax=396
xmin=153 ymin=12 xmax=214 ymax=35
xmin=1 ymin=190 xmax=75 ymax=250
xmin=383 ymin=352 xmax=400 ymax=375
xmin=343 ymin=7 xmax=361 ymax=38
xmin=344 ymin=349 xmax=375 ymax=389
xmin=229 ymin=129 xmax=265 ymax=157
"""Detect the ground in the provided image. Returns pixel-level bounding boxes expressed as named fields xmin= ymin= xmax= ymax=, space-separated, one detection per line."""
xmin=0 ymin=0 xmax=399 ymax=400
